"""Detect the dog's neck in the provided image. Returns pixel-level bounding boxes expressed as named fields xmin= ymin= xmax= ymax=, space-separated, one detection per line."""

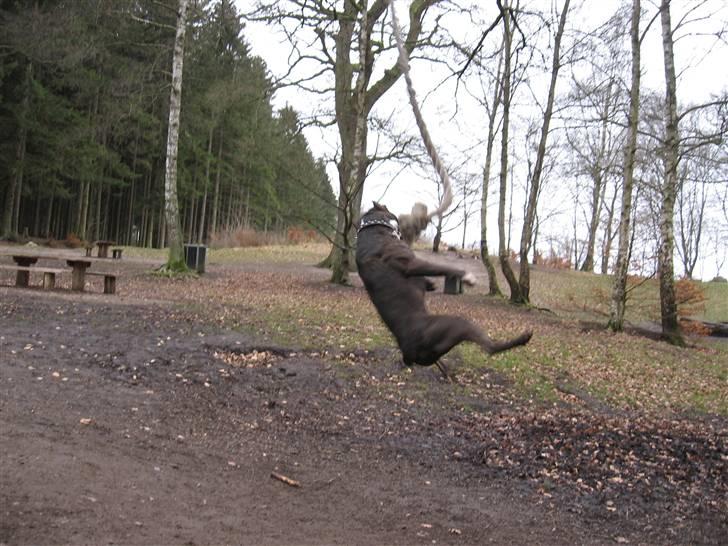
xmin=358 ymin=216 xmax=401 ymax=239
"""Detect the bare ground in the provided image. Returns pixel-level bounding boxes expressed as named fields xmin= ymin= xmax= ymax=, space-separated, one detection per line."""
xmin=0 ymin=252 xmax=726 ymax=545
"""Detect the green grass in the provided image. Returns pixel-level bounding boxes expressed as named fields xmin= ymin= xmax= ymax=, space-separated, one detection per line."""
xmin=119 ymin=242 xmax=726 ymax=415
xmin=702 ymin=281 xmax=728 ymax=322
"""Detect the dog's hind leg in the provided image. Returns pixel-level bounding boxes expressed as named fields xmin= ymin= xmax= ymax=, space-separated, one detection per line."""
xmin=421 ymin=316 xmax=532 ymax=361
xmin=434 ymin=360 xmax=452 ymax=382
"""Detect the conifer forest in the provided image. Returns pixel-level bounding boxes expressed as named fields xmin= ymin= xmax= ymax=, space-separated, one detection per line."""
xmin=0 ymin=0 xmax=336 ymax=246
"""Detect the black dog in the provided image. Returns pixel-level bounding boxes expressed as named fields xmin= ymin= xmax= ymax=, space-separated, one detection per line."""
xmin=355 ymin=202 xmax=532 ymax=378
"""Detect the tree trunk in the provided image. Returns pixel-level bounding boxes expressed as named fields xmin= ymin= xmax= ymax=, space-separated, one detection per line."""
xmin=608 ymin=0 xmax=641 ymax=332
xmin=329 ymin=0 xmax=369 ymax=284
xmin=323 ymin=0 xmax=439 ymax=283
xmin=517 ymin=0 xmax=570 ymax=302
xmin=479 ymin=50 xmax=503 ymax=296
xmin=210 ymin=126 xmax=224 ymax=239
xmin=45 ymin=190 xmax=54 ymax=238
xmin=198 ymin=126 xmax=213 ymax=243
xmin=3 ymin=61 xmax=33 ymax=238
xmin=657 ymin=0 xmax=683 ymax=345
xmin=163 ymin=0 xmax=190 ymax=268
xmin=601 ymin=179 xmax=619 ymax=274
xmin=497 ymin=3 xmax=523 ymax=302
xmin=581 ymin=81 xmax=614 ymax=272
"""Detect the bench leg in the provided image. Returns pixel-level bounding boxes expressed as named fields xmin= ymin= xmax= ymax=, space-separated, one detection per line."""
xmin=43 ymin=272 xmax=56 ymax=290
xmin=15 ymin=270 xmax=30 ymax=287
xmin=103 ymin=275 xmax=116 ymax=295
xmin=85 ymin=247 xmax=92 ymax=257
xmin=444 ymin=275 xmax=463 ymax=295
xmin=71 ymin=267 xmax=87 ymax=291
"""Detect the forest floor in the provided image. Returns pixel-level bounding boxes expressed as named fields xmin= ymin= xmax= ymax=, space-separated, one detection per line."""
xmin=0 ymin=243 xmax=726 ymax=545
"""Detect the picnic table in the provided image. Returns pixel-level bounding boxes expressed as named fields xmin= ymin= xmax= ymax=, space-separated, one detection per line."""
xmin=88 ymin=240 xmax=116 ymax=258
xmin=0 ymin=249 xmax=116 ymax=292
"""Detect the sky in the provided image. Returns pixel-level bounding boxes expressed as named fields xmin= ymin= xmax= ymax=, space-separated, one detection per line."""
xmin=236 ymin=0 xmax=727 ymax=281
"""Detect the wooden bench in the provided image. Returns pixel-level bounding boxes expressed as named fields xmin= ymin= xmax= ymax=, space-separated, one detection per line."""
xmin=112 ymin=247 xmax=123 ymax=259
xmin=0 ymin=264 xmax=65 ymax=289
xmin=85 ymin=271 xmax=119 ymax=294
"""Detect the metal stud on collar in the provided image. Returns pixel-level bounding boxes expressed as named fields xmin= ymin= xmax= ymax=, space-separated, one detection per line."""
xmin=357 ymin=217 xmax=401 ymax=239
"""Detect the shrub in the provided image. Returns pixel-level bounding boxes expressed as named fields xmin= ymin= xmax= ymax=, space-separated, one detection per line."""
xmin=208 ymin=228 xmax=286 ymax=249
xmin=675 ymin=277 xmax=706 ymax=319
xmin=65 ymin=233 xmax=83 ymax=248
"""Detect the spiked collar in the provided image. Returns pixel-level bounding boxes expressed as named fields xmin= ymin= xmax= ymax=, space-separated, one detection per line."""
xmin=357 ymin=216 xmax=401 ymax=239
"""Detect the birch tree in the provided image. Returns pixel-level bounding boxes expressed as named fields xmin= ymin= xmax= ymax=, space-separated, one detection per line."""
xmin=163 ymin=0 xmax=190 ymax=270
xmin=656 ymin=0 xmax=682 ymax=343
xmin=608 ymin=0 xmax=642 ymax=332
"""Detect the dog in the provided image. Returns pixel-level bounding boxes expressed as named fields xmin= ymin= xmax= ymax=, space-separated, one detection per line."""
xmin=355 ymin=202 xmax=532 ymax=378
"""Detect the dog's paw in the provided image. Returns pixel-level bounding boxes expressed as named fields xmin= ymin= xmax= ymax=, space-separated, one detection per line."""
xmin=462 ymin=272 xmax=477 ymax=286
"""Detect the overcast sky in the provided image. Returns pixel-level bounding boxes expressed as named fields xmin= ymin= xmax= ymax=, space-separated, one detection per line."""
xmin=236 ymin=0 xmax=727 ymax=281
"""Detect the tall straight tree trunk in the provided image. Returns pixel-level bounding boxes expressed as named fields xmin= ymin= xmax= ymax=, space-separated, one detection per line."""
xmin=609 ymin=0 xmax=641 ymax=332
xmin=480 ymin=51 xmax=504 ymax=296
xmin=210 ymin=126 xmax=224 ymax=238
xmin=94 ymin=181 xmax=102 ymax=241
xmin=198 ymin=126 xmax=213 ymax=243
xmin=2 ymin=61 xmax=33 ymax=237
xmin=601 ymin=180 xmax=619 ymax=274
xmin=497 ymin=2 xmax=522 ymax=302
xmin=163 ymin=0 xmax=190 ymax=268
xmin=330 ymin=0 xmax=369 ymax=284
xmin=45 ymin=191 xmax=54 ymax=238
xmin=657 ymin=0 xmax=683 ymax=345
xmin=127 ymin=178 xmax=136 ymax=245
xmin=581 ymin=81 xmax=614 ymax=272
xmin=517 ymin=0 xmax=570 ymax=303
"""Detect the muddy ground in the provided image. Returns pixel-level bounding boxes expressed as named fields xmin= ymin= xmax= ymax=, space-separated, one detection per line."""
xmin=0 ymin=254 xmax=725 ymax=545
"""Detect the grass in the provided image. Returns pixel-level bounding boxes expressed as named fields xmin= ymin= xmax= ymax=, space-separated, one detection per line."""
xmin=117 ymin=242 xmax=727 ymax=415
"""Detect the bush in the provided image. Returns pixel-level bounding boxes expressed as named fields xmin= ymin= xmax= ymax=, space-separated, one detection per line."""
xmin=534 ymin=249 xmax=572 ymax=270
xmin=671 ymin=278 xmax=711 ymax=336
xmin=208 ymin=228 xmax=286 ymax=249
xmin=64 ymin=233 xmax=83 ymax=248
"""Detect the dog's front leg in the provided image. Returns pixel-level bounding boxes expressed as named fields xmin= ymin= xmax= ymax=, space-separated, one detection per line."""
xmin=402 ymin=257 xmax=473 ymax=284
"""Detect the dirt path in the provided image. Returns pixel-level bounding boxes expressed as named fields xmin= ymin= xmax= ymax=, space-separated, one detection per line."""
xmin=1 ymin=283 xmax=725 ymax=545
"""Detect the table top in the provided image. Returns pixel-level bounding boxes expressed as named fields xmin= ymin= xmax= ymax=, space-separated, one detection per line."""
xmin=0 ymin=248 xmax=108 ymax=263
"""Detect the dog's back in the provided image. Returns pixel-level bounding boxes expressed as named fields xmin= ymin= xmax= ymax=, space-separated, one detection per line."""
xmin=356 ymin=223 xmax=429 ymax=347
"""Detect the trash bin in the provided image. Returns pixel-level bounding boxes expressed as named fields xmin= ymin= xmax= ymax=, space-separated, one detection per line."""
xmin=183 ymin=244 xmax=207 ymax=273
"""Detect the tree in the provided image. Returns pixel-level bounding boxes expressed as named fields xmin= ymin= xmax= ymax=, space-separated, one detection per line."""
xmin=162 ymin=0 xmax=190 ymax=270
xmin=478 ymin=46 xmax=504 ymax=296
xmin=249 ymin=0 xmax=450 ymax=283
xmin=608 ymin=0 xmax=642 ymax=332
xmin=655 ymin=0 xmax=683 ymax=343
xmin=515 ymin=0 xmax=570 ymax=303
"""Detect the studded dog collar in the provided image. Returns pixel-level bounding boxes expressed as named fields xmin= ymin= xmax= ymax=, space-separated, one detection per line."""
xmin=357 ymin=217 xmax=401 ymax=239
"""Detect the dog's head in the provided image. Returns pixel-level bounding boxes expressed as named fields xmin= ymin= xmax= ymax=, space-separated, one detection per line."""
xmin=358 ymin=202 xmax=401 ymax=237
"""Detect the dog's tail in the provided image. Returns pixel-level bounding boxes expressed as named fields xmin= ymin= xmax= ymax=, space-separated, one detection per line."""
xmin=481 ymin=330 xmax=533 ymax=355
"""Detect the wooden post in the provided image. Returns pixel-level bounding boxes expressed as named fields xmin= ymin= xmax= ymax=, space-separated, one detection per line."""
xmin=444 ymin=275 xmax=462 ymax=295
xmin=43 ymin=271 xmax=56 ymax=290
xmin=103 ymin=275 xmax=116 ymax=295
xmin=68 ymin=260 xmax=90 ymax=291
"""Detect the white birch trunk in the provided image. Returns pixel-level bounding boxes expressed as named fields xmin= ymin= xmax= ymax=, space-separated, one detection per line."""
xmin=657 ymin=0 xmax=683 ymax=344
xmin=608 ymin=0 xmax=641 ymax=332
xmin=164 ymin=0 xmax=190 ymax=267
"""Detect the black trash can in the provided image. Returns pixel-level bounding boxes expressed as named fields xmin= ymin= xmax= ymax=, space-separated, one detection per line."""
xmin=183 ymin=244 xmax=207 ymax=273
